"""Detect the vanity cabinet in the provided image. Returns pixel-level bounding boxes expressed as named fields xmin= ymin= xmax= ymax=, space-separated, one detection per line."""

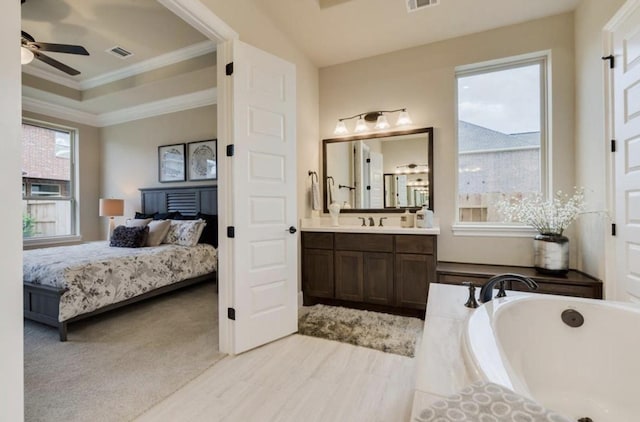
xmin=302 ymin=231 xmax=437 ymax=316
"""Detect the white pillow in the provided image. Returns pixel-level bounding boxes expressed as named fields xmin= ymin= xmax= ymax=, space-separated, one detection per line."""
xmin=146 ymin=220 xmax=172 ymax=247
xmin=163 ymin=219 xmax=206 ymax=247
xmin=125 ymin=218 xmax=152 ymax=228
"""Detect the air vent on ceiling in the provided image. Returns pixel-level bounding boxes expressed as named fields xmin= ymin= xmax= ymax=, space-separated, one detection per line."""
xmin=106 ymin=46 xmax=134 ymax=59
xmin=407 ymin=0 xmax=440 ymax=12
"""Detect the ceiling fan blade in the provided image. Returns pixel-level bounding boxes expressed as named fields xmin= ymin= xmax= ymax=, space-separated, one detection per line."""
xmin=27 ymin=42 xmax=89 ymax=56
xmin=34 ymin=51 xmax=81 ymax=76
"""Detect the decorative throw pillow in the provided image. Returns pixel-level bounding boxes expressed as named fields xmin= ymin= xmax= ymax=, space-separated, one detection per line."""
xmin=125 ymin=218 xmax=152 ymax=228
xmin=110 ymin=226 xmax=149 ymax=248
xmin=163 ymin=220 xmax=206 ymax=247
xmin=196 ymin=212 xmax=218 ymax=247
xmin=145 ymin=220 xmax=171 ymax=247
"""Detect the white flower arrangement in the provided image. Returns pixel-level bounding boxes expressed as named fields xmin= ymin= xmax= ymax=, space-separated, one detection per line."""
xmin=495 ymin=188 xmax=585 ymax=236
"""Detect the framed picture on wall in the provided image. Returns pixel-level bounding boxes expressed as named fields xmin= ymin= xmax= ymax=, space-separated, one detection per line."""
xmin=187 ymin=139 xmax=217 ymax=181
xmin=158 ymin=143 xmax=186 ymax=182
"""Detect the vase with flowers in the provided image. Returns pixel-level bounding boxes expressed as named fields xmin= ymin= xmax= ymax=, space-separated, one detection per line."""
xmin=496 ymin=188 xmax=585 ymax=275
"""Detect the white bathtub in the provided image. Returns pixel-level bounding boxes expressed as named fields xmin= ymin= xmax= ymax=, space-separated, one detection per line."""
xmin=463 ymin=293 xmax=640 ymax=422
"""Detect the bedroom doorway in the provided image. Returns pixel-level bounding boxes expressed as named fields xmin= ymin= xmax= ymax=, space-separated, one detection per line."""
xmin=162 ymin=1 xmax=299 ymax=355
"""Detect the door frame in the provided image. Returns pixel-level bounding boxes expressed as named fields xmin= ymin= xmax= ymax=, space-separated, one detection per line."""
xmin=603 ymin=0 xmax=640 ymax=301
xmin=158 ymin=0 xmax=238 ymax=353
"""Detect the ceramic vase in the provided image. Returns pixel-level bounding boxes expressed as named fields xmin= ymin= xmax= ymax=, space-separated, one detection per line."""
xmin=533 ymin=234 xmax=569 ymax=275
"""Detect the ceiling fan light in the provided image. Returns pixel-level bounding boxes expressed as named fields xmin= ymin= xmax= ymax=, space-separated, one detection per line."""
xmin=334 ymin=120 xmax=348 ymax=135
xmin=396 ymin=110 xmax=412 ymax=126
xmin=375 ymin=114 xmax=390 ymax=130
xmin=21 ymin=46 xmax=34 ymax=65
xmin=354 ymin=116 xmax=368 ymax=133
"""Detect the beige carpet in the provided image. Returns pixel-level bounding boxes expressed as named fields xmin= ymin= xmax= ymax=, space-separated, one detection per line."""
xmin=298 ymin=304 xmax=423 ymax=357
xmin=24 ymin=281 xmax=224 ymax=422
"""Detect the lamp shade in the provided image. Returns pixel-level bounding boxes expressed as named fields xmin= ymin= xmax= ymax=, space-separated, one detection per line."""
xmin=99 ymin=198 xmax=124 ymax=217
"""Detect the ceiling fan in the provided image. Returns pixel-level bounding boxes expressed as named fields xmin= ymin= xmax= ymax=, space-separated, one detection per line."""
xmin=21 ymin=0 xmax=90 ymax=76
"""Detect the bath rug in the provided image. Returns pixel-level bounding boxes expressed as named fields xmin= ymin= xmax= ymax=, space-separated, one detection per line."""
xmin=298 ymin=304 xmax=423 ymax=357
xmin=413 ymin=381 xmax=572 ymax=422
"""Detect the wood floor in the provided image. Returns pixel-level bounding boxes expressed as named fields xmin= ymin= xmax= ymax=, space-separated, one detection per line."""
xmin=136 ymin=334 xmax=417 ymax=422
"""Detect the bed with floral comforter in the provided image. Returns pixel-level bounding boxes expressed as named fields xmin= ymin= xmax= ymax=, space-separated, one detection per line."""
xmin=23 ymin=241 xmax=217 ymax=333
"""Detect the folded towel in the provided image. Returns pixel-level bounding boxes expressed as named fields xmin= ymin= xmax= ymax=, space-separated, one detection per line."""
xmin=311 ymin=178 xmax=321 ymax=211
xmin=327 ymin=179 xmax=337 ymax=204
xmin=414 ymin=382 xmax=572 ymax=422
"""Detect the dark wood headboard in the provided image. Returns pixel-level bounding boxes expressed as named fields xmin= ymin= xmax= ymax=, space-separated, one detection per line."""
xmin=139 ymin=185 xmax=217 ymax=216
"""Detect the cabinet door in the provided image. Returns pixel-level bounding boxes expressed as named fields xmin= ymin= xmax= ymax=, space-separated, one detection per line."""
xmin=395 ymin=253 xmax=434 ymax=310
xmin=363 ymin=252 xmax=394 ymax=305
xmin=335 ymin=251 xmax=364 ymax=301
xmin=302 ymin=249 xmax=334 ymax=298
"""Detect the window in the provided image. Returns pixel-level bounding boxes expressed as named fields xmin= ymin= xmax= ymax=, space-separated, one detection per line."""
xmin=22 ymin=122 xmax=77 ymax=240
xmin=456 ymin=55 xmax=547 ymax=227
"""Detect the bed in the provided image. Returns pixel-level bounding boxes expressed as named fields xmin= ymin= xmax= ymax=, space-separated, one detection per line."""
xmin=23 ymin=185 xmax=218 ymax=341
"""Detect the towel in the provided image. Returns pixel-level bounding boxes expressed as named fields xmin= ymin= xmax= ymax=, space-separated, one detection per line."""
xmin=327 ymin=178 xmax=337 ymax=204
xmin=311 ymin=177 xmax=321 ymax=210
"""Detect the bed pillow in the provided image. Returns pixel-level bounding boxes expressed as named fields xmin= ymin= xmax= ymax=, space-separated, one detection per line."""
xmin=110 ymin=226 xmax=149 ymax=248
xmin=172 ymin=212 xmax=198 ymax=220
xmin=196 ymin=212 xmax=218 ymax=247
xmin=125 ymin=218 xmax=153 ymax=228
xmin=153 ymin=211 xmax=179 ymax=220
xmin=145 ymin=220 xmax=172 ymax=247
xmin=163 ymin=219 xmax=206 ymax=247
xmin=134 ymin=212 xmax=155 ymax=219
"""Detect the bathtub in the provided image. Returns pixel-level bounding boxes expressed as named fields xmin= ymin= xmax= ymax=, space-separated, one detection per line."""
xmin=463 ymin=293 xmax=640 ymax=422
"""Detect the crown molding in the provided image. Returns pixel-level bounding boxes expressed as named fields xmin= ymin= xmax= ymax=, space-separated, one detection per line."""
xmin=80 ymin=40 xmax=217 ymax=90
xmin=98 ymin=88 xmax=217 ymax=126
xmin=159 ymin=0 xmax=238 ymax=42
xmin=21 ymin=66 xmax=82 ymax=90
xmin=22 ymin=88 xmax=217 ymax=128
xmin=22 ymin=97 xmax=100 ymax=126
xmin=21 ymin=40 xmax=216 ymax=92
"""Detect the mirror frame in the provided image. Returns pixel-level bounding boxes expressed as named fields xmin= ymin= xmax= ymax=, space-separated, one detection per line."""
xmin=322 ymin=127 xmax=434 ymax=213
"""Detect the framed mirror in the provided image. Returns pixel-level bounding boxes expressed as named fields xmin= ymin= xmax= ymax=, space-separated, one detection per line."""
xmin=322 ymin=127 xmax=433 ymax=213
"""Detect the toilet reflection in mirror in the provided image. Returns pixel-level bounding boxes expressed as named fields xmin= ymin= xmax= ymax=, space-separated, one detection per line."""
xmin=322 ymin=127 xmax=433 ymax=212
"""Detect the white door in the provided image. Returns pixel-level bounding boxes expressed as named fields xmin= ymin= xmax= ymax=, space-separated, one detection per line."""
xmin=612 ymin=2 xmax=640 ymax=300
xmin=229 ymin=40 xmax=298 ymax=353
xmin=369 ymin=151 xmax=384 ymax=208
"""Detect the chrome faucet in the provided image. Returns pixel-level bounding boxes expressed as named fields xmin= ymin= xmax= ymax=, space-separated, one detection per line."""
xmin=368 ymin=216 xmax=375 ymax=226
xmin=358 ymin=217 xmax=366 ymax=227
xmin=479 ymin=273 xmax=538 ymax=303
xmin=379 ymin=217 xmax=387 ymax=227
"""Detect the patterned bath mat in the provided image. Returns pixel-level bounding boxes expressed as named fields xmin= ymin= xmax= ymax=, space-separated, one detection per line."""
xmin=298 ymin=304 xmax=423 ymax=357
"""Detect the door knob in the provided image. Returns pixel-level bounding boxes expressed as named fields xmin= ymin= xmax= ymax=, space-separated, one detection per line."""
xmin=287 ymin=226 xmax=297 ymax=234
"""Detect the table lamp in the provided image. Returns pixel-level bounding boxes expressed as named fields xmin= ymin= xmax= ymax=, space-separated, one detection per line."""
xmin=99 ymin=198 xmax=124 ymax=240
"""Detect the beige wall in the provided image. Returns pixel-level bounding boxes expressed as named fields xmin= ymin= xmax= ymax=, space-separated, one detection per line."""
xmin=320 ymin=13 xmax=575 ymax=267
xmin=1 ymin=0 xmax=24 ymax=418
xmin=22 ymin=111 xmax=102 ymax=246
xmin=574 ymin=0 xmax=626 ymax=292
xmin=100 ymin=106 xmax=217 ymax=234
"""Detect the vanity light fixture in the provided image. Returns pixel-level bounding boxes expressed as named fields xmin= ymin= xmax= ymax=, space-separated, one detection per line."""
xmin=333 ymin=108 xmax=412 ymax=135
xmin=21 ymin=46 xmax=34 ymax=64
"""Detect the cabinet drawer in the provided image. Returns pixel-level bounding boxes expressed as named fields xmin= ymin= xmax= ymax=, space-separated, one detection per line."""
xmin=302 ymin=232 xmax=334 ymax=250
xmin=395 ymin=235 xmax=435 ymax=254
xmin=335 ymin=233 xmax=393 ymax=252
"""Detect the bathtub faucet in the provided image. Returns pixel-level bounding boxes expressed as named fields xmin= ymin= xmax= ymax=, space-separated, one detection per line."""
xmin=479 ymin=273 xmax=538 ymax=303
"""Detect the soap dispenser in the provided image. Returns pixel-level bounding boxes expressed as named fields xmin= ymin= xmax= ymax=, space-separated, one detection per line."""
xmin=400 ymin=209 xmax=413 ymax=228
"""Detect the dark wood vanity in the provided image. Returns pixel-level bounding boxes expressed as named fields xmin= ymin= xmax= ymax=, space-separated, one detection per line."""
xmin=302 ymin=231 xmax=437 ymax=317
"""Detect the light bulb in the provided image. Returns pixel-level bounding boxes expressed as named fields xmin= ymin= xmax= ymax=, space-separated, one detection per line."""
xmin=396 ymin=110 xmax=412 ymax=126
xmin=375 ymin=114 xmax=390 ymax=130
xmin=354 ymin=116 xmax=368 ymax=133
xmin=21 ymin=47 xmax=34 ymax=65
xmin=334 ymin=120 xmax=348 ymax=135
